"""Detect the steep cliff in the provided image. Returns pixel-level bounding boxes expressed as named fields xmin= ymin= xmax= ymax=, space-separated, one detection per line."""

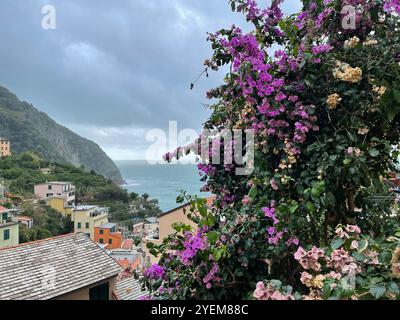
xmin=0 ymin=85 xmax=122 ymax=182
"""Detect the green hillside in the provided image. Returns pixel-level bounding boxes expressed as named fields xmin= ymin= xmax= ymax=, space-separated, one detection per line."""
xmin=0 ymin=85 xmax=122 ymax=182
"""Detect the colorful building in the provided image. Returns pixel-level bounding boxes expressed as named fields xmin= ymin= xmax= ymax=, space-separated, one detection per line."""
xmin=46 ymin=196 xmax=74 ymax=216
xmin=0 ymin=206 xmax=19 ymax=248
xmin=71 ymin=205 xmax=109 ymax=240
xmin=0 ymin=138 xmax=11 ymax=157
xmin=94 ymin=223 xmax=123 ymax=250
xmin=34 ymin=182 xmax=75 ymax=206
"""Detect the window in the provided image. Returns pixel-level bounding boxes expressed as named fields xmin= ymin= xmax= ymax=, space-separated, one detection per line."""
xmin=99 ymin=239 xmax=104 ymax=244
xmin=86 ymin=222 xmax=90 ymax=229
xmin=99 ymin=229 xmax=104 ymax=235
xmin=77 ymin=222 xmax=81 ymax=229
xmin=108 ymin=239 xmax=112 ymax=244
xmin=48 ymin=185 xmax=52 ymax=190
xmin=89 ymin=283 xmax=109 ymax=300
xmin=4 ymin=229 xmax=10 ymax=240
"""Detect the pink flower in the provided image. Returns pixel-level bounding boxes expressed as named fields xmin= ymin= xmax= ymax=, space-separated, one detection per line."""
xmin=267 ymin=227 xmax=276 ymax=236
xmin=300 ymin=272 xmax=312 ymax=285
xmin=294 ymin=247 xmax=307 ymax=260
xmin=253 ymin=288 xmax=265 ymax=299
xmin=350 ymin=240 xmax=359 ymax=250
xmin=346 ymin=147 xmax=354 ymax=156
xmin=242 ymin=195 xmax=250 ymax=205
xmin=335 ymin=227 xmax=350 ymax=239
xmin=256 ymin=281 xmax=265 ymax=290
xmin=345 ymin=225 xmax=361 ymax=235
xmin=270 ymin=179 xmax=279 ymax=190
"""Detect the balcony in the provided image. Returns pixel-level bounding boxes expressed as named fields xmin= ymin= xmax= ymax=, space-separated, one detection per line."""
xmin=0 ymin=216 xmax=17 ymax=227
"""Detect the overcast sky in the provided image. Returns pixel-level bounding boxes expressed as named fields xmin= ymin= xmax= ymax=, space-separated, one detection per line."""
xmin=0 ymin=0 xmax=301 ymax=160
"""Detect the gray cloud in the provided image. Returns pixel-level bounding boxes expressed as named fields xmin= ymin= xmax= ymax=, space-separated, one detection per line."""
xmin=0 ymin=0 xmax=301 ymax=160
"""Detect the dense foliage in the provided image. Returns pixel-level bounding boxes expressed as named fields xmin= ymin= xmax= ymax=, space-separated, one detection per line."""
xmin=144 ymin=0 xmax=400 ymax=300
xmin=18 ymin=202 xmax=73 ymax=243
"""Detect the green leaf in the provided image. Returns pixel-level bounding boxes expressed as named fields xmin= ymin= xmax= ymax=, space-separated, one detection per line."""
xmin=322 ymin=284 xmax=332 ymax=300
xmin=213 ymin=250 xmax=222 ymax=262
xmin=368 ymin=148 xmax=380 ymax=157
xmin=369 ymin=285 xmax=386 ymax=299
xmin=206 ymin=231 xmax=219 ymax=244
xmin=152 ymin=278 xmax=163 ymax=290
xmin=357 ymin=238 xmax=369 ymax=253
xmin=331 ymin=238 xmax=345 ymax=250
xmin=393 ymin=89 xmax=400 ymax=103
xmin=343 ymin=158 xmax=352 ymax=165
xmin=248 ymin=185 xmax=258 ymax=199
xmin=387 ymin=282 xmax=399 ymax=297
xmin=289 ymin=204 xmax=299 ymax=214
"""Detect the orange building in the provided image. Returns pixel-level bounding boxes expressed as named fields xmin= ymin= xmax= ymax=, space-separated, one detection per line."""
xmin=0 ymin=138 xmax=11 ymax=157
xmin=94 ymin=223 xmax=123 ymax=250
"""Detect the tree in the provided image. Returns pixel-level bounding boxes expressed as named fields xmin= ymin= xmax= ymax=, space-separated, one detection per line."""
xmin=143 ymin=0 xmax=400 ymax=300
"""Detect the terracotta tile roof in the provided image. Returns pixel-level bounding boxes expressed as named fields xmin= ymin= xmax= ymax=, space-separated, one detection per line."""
xmin=0 ymin=206 xmax=8 ymax=212
xmin=16 ymin=216 xmax=33 ymax=221
xmin=0 ymin=233 xmax=122 ymax=300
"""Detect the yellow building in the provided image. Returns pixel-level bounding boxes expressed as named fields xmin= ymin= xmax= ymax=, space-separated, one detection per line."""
xmin=71 ymin=206 xmax=109 ymax=240
xmin=0 ymin=138 xmax=11 ymax=157
xmin=46 ymin=196 xmax=73 ymax=216
xmin=142 ymin=201 xmax=210 ymax=266
xmin=0 ymin=206 xmax=19 ymax=248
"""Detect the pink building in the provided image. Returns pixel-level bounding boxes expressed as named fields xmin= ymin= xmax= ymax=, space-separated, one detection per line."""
xmin=34 ymin=182 xmax=75 ymax=206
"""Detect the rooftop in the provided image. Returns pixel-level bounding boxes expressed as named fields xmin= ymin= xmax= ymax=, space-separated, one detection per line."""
xmin=121 ymin=239 xmax=134 ymax=250
xmin=145 ymin=217 xmax=158 ymax=224
xmin=16 ymin=216 xmax=33 ymax=221
xmin=0 ymin=233 xmax=122 ymax=300
xmin=115 ymin=276 xmax=148 ymax=300
xmin=97 ymin=222 xmax=117 ymax=230
xmin=158 ymin=195 xmax=216 ymax=218
xmin=73 ymin=205 xmax=98 ymax=211
xmin=36 ymin=181 xmax=73 ymax=186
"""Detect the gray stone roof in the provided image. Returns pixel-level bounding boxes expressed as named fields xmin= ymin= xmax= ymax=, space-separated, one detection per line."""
xmin=0 ymin=233 xmax=122 ymax=300
xmin=115 ymin=276 xmax=148 ymax=300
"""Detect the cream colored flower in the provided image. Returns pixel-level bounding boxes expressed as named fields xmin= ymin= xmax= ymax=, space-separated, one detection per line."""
xmin=344 ymin=36 xmax=360 ymax=49
xmin=358 ymin=127 xmax=369 ymax=135
xmin=391 ymin=247 xmax=400 ymax=279
xmin=333 ymin=62 xmax=362 ymax=83
xmin=372 ymin=85 xmax=387 ymax=98
xmin=363 ymin=39 xmax=378 ymax=46
xmin=311 ymin=275 xmax=325 ymax=289
xmin=327 ymin=93 xmax=342 ymax=109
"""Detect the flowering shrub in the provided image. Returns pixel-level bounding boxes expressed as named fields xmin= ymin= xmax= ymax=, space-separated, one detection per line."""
xmin=144 ymin=0 xmax=400 ymax=300
xmin=255 ymin=225 xmax=400 ymax=300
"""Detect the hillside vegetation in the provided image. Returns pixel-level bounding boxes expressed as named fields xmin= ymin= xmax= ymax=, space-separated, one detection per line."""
xmin=0 ymin=153 xmax=162 ymax=227
xmin=0 ymin=85 xmax=122 ymax=181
